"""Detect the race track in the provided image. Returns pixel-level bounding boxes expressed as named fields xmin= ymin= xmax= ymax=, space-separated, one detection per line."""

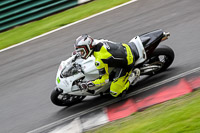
xmin=0 ymin=0 xmax=200 ymax=132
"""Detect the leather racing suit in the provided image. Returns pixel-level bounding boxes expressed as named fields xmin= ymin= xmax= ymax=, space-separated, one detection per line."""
xmin=90 ymin=39 xmax=136 ymax=97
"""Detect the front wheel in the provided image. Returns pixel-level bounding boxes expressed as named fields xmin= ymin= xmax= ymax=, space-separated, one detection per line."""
xmin=50 ymin=89 xmax=86 ymax=107
xmin=142 ymin=45 xmax=175 ymax=75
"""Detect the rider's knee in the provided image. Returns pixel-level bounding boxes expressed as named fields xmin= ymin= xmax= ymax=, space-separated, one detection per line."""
xmin=110 ymin=82 xmax=123 ymax=97
xmin=110 ymin=78 xmax=131 ymax=97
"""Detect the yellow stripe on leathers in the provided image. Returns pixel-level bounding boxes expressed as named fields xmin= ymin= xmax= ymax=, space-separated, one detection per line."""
xmin=122 ymin=43 xmax=133 ymax=65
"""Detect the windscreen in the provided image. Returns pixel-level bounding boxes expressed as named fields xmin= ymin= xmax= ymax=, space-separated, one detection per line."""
xmin=61 ymin=64 xmax=79 ymax=78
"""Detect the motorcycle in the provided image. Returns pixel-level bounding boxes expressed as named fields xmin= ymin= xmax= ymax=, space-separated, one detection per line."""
xmin=51 ymin=29 xmax=175 ymax=106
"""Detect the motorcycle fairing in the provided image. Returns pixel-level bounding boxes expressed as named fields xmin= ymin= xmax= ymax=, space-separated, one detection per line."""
xmin=129 ymin=36 xmax=147 ymax=66
xmin=139 ymin=29 xmax=164 ymax=57
xmin=140 ymin=29 xmax=163 ymax=48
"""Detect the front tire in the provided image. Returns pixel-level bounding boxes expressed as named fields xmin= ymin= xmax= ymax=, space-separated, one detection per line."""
xmin=51 ymin=89 xmax=86 ymax=107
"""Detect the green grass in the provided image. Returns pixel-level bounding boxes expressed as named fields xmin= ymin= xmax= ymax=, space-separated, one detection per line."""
xmin=0 ymin=0 xmax=130 ymax=50
xmin=86 ymin=89 xmax=200 ymax=133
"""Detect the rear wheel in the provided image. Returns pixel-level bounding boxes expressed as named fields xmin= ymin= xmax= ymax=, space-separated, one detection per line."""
xmin=50 ymin=89 xmax=86 ymax=107
xmin=142 ymin=45 xmax=175 ymax=75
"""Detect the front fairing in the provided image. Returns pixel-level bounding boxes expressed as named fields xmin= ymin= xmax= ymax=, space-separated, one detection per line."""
xmin=56 ymin=56 xmax=84 ymax=93
xmin=55 ymin=56 xmax=99 ymax=94
xmin=80 ymin=56 xmax=99 ymax=80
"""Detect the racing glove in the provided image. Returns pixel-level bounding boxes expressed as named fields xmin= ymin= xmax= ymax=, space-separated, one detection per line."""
xmin=72 ymin=52 xmax=81 ymax=62
xmin=79 ymin=81 xmax=95 ymax=90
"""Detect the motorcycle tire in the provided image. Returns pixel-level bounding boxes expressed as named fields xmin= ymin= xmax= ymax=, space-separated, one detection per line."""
xmin=145 ymin=45 xmax=175 ymax=75
xmin=51 ymin=89 xmax=86 ymax=107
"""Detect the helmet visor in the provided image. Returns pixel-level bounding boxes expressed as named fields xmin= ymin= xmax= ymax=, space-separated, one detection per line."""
xmin=76 ymin=48 xmax=86 ymax=58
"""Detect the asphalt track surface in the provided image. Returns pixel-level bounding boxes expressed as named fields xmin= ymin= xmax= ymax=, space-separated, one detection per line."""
xmin=1 ymin=0 xmax=200 ymax=132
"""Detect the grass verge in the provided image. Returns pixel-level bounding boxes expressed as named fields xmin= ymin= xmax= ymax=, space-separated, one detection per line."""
xmin=86 ymin=89 xmax=200 ymax=133
xmin=0 ymin=0 xmax=130 ymax=50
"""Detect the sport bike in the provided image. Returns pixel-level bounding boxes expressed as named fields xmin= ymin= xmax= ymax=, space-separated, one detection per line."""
xmin=51 ymin=29 xmax=175 ymax=107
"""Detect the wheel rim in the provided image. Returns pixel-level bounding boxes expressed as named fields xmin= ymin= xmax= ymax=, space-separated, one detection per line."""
xmin=158 ymin=55 xmax=169 ymax=64
xmin=150 ymin=54 xmax=170 ymax=66
xmin=143 ymin=54 xmax=171 ymax=74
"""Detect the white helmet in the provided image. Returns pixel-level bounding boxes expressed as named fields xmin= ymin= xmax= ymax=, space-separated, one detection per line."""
xmin=74 ymin=34 xmax=95 ymax=59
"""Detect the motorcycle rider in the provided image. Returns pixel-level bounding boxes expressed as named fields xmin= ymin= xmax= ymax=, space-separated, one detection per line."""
xmin=74 ymin=34 xmax=140 ymax=97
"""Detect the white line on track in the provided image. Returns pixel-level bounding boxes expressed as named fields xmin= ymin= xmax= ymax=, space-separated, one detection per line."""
xmin=28 ymin=67 xmax=200 ymax=133
xmin=0 ymin=0 xmax=138 ymax=53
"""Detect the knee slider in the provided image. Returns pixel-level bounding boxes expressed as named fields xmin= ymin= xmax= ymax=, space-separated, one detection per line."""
xmin=110 ymin=90 xmax=119 ymax=97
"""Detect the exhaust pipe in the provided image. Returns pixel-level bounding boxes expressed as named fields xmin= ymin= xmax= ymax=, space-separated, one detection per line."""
xmin=161 ymin=32 xmax=170 ymax=41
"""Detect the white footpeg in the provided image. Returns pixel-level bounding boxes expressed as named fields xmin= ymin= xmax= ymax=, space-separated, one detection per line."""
xmin=134 ymin=68 xmax=140 ymax=77
xmin=129 ymin=68 xmax=140 ymax=85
